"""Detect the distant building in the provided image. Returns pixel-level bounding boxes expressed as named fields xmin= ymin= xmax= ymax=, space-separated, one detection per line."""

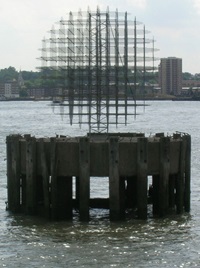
xmin=182 ymin=80 xmax=200 ymax=88
xmin=27 ymin=88 xmax=60 ymax=98
xmin=4 ymin=81 xmax=19 ymax=98
xmin=159 ymin=57 xmax=182 ymax=95
xmin=0 ymin=83 xmax=4 ymax=97
xmin=18 ymin=70 xmax=25 ymax=88
xmin=27 ymin=88 xmax=45 ymax=98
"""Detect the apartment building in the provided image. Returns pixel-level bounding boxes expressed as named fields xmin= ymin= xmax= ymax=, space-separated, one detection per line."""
xmin=2 ymin=80 xmax=20 ymax=98
xmin=159 ymin=57 xmax=182 ymax=95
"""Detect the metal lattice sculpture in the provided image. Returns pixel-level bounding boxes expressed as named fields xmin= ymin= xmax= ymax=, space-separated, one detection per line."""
xmin=40 ymin=7 xmax=157 ymax=133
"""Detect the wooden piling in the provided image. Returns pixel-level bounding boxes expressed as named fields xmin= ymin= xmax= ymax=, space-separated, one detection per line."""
xmin=20 ymin=174 xmax=26 ymax=212
xmin=184 ymin=135 xmax=191 ymax=212
xmin=6 ymin=135 xmax=21 ymax=212
xmin=176 ymin=138 xmax=186 ymax=214
xmin=26 ymin=136 xmax=37 ymax=215
xmin=50 ymin=137 xmax=58 ymax=219
xmin=50 ymin=138 xmax=73 ymax=220
xmin=159 ymin=137 xmax=170 ymax=217
xmin=109 ymin=137 xmax=124 ymax=220
xmin=137 ymin=137 xmax=148 ymax=219
xmin=120 ymin=177 xmax=126 ymax=218
xmin=39 ymin=138 xmax=50 ymax=218
xmin=169 ymin=174 xmax=176 ymax=210
xmin=79 ymin=137 xmax=90 ymax=221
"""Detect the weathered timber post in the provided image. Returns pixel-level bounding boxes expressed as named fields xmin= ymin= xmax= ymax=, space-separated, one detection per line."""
xmin=39 ymin=138 xmax=50 ymax=218
xmin=26 ymin=136 xmax=37 ymax=215
xmin=169 ymin=174 xmax=176 ymax=210
xmin=79 ymin=137 xmax=90 ymax=221
xmin=137 ymin=137 xmax=148 ymax=219
xmin=109 ymin=137 xmax=125 ymax=220
xmin=176 ymin=137 xmax=186 ymax=214
xmin=184 ymin=135 xmax=191 ymax=212
xmin=6 ymin=135 xmax=21 ymax=212
xmin=50 ymin=137 xmax=58 ymax=219
xmin=159 ymin=137 xmax=170 ymax=217
xmin=50 ymin=138 xmax=73 ymax=220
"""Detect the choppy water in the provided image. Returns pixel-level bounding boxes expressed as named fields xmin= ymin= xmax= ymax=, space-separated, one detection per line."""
xmin=0 ymin=100 xmax=200 ymax=267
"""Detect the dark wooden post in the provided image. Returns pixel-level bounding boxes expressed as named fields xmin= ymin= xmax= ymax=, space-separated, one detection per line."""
xmin=50 ymin=137 xmax=58 ymax=219
xmin=50 ymin=138 xmax=73 ymax=220
xmin=176 ymin=138 xmax=186 ymax=214
xmin=39 ymin=138 xmax=50 ymax=218
xmin=6 ymin=135 xmax=21 ymax=212
xmin=120 ymin=177 xmax=126 ymax=218
xmin=169 ymin=174 xmax=176 ymax=210
xmin=79 ymin=137 xmax=90 ymax=221
xmin=20 ymin=174 xmax=26 ymax=212
xmin=109 ymin=137 xmax=124 ymax=220
xmin=184 ymin=135 xmax=191 ymax=212
xmin=137 ymin=137 xmax=148 ymax=219
xmin=26 ymin=137 xmax=37 ymax=215
xmin=159 ymin=137 xmax=170 ymax=217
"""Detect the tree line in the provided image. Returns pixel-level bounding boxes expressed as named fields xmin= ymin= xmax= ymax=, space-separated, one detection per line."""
xmin=0 ymin=66 xmax=199 ymax=90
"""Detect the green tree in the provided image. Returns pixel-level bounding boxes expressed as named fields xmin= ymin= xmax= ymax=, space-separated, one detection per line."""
xmin=0 ymin=66 xmax=18 ymax=83
xmin=182 ymin=72 xmax=193 ymax=80
xmin=19 ymin=89 xmax=28 ymax=97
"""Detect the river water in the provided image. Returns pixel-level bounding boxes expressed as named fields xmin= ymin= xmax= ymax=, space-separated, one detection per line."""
xmin=0 ymin=100 xmax=200 ymax=267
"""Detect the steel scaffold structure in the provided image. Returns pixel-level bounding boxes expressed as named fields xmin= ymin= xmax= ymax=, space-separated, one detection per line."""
xmin=40 ymin=7 xmax=158 ymax=133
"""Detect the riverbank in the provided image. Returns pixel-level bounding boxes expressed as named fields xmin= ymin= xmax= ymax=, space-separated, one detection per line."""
xmin=1 ymin=95 xmax=199 ymax=101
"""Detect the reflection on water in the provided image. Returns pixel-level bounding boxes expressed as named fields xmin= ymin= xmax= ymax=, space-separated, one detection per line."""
xmin=0 ymin=211 xmax=195 ymax=267
xmin=0 ymin=101 xmax=200 ymax=267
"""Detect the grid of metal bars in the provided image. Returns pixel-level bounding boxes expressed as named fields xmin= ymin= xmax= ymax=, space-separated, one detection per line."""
xmin=40 ymin=7 xmax=157 ymax=133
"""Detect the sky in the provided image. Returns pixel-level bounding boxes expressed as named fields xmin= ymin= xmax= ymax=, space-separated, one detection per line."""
xmin=1 ymin=0 xmax=200 ymax=74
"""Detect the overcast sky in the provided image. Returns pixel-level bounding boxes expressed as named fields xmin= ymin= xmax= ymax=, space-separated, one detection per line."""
xmin=1 ymin=0 xmax=200 ymax=74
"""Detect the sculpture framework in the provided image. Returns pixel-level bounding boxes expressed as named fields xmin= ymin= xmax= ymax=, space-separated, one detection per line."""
xmin=40 ymin=7 xmax=157 ymax=133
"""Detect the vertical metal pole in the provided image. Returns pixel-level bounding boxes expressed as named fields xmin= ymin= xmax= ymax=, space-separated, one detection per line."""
xmin=152 ymin=37 xmax=155 ymax=76
xmin=77 ymin=9 xmax=84 ymax=128
xmin=124 ymin=12 xmax=128 ymax=125
xmin=58 ymin=18 xmax=66 ymax=105
xmin=134 ymin=17 xmax=137 ymax=115
xmin=87 ymin=11 xmax=92 ymax=132
xmin=50 ymin=26 xmax=57 ymax=70
xmin=115 ymin=9 xmax=119 ymax=126
xmin=96 ymin=8 xmax=100 ymax=131
xmin=106 ymin=8 xmax=110 ymax=132
xmin=143 ymin=25 xmax=146 ymax=108
xmin=68 ymin=12 xmax=75 ymax=125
